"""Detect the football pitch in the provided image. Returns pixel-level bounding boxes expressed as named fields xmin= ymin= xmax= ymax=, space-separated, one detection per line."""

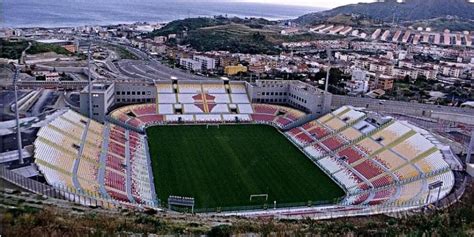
xmin=147 ymin=125 xmax=344 ymax=210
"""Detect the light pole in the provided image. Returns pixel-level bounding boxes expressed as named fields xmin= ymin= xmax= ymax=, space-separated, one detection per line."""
xmin=87 ymin=43 xmax=93 ymax=119
xmin=13 ymin=67 xmax=24 ymax=164
xmin=325 ymin=48 xmax=333 ymax=93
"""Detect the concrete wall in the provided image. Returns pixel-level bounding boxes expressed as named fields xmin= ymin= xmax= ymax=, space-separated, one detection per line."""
xmin=80 ymin=83 xmax=115 ymax=122
xmin=248 ymin=80 xmax=331 ymax=115
xmin=332 ymin=95 xmax=474 ymax=122
xmin=114 ymin=82 xmax=156 ymax=104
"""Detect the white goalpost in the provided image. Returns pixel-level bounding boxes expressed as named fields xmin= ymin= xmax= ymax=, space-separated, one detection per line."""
xmin=206 ymin=124 xmax=220 ymax=129
xmin=249 ymin=194 xmax=268 ymax=202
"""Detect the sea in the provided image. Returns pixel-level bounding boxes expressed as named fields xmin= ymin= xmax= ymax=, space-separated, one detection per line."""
xmin=1 ymin=0 xmax=323 ymax=28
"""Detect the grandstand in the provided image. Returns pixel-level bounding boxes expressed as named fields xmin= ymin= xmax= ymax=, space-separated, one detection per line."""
xmin=32 ymin=80 xmax=457 ymax=218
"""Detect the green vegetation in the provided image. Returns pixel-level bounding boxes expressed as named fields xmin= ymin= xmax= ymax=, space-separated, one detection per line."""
xmin=182 ymin=25 xmax=281 ymax=55
xmin=410 ymin=17 xmax=474 ymax=32
xmin=27 ymin=42 xmax=72 ymax=56
xmin=0 ymin=39 xmax=29 ymax=59
xmin=0 ymin=39 xmax=72 ymax=60
xmin=150 ymin=16 xmax=275 ymax=37
xmin=295 ymin=0 xmax=474 ymax=25
xmin=147 ymin=125 xmax=344 ymax=210
xmin=385 ymin=76 xmax=473 ymax=104
xmin=109 ymin=45 xmax=139 ymax=60
xmin=152 ymin=17 xmax=341 ymax=55
xmin=151 ymin=17 xmax=227 ymax=37
xmin=1 ymin=180 xmax=473 ymax=235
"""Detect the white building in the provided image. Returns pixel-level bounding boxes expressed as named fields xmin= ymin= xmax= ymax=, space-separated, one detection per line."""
xmin=193 ymin=55 xmax=216 ymax=71
xmin=180 ymin=58 xmax=202 ymax=71
xmin=346 ymin=69 xmax=370 ymax=95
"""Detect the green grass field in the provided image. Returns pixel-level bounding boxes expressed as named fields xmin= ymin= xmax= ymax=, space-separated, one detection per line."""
xmin=147 ymin=125 xmax=344 ymax=210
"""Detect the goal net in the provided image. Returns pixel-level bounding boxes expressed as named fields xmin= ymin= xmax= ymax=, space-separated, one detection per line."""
xmin=206 ymin=124 xmax=220 ymax=129
xmin=249 ymin=194 xmax=268 ymax=202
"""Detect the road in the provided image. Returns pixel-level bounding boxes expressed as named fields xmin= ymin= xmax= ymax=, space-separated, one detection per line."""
xmin=90 ymin=38 xmax=217 ymax=81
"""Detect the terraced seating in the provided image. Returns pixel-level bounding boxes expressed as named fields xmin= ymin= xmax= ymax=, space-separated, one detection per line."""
xmin=230 ymin=93 xmax=250 ymax=104
xmin=294 ymin=133 xmax=315 ymax=146
xmin=372 ymin=121 xmax=412 ymax=146
xmin=35 ymin=110 xmax=157 ymax=207
xmin=304 ymin=144 xmax=326 ymax=158
xmin=105 ymin=169 xmax=126 ymax=192
xmin=77 ymin=159 xmax=99 ymax=183
xmin=333 ymin=169 xmax=364 ymax=192
xmin=392 ymin=133 xmax=435 ymax=161
xmin=368 ymin=188 xmax=395 ymax=205
xmin=321 ymin=136 xmax=345 ymax=150
xmin=229 ymin=83 xmax=247 ymax=93
xmin=374 ymin=150 xmax=405 ymax=170
xmin=396 ymin=180 xmax=423 ymax=203
xmin=306 ymin=125 xmax=330 ymax=139
xmin=352 ymin=193 xmax=370 ymax=205
xmin=34 ymin=104 xmax=456 ymax=210
xmin=253 ymin=104 xmax=278 ymax=115
xmin=338 ymin=147 xmax=364 ymax=165
xmin=251 ymin=114 xmax=276 ymax=123
xmin=237 ymin=104 xmax=253 ymax=114
xmin=337 ymin=108 xmax=365 ymax=125
xmin=340 ymin=127 xmax=362 ymax=141
xmin=394 ymin=165 xmax=420 ymax=180
xmin=157 ymin=94 xmax=177 ymax=104
xmin=178 ymin=83 xmax=202 ymax=93
xmin=356 ymin=138 xmax=382 ymax=155
xmin=371 ymin=175 xmax=393 ymax=188
xmin=138 ymin=115 xmax=164 ymax=125
xmin=325 ymin=117 xmax=345 ymax=131
xmin=353 ymin=160 xmax=383 ymax=180
xmin=202 ymin=83 xmax=226 ymax=93
xmin=132 ymin=104 xmax=156 ymax=116
xmin=206 ymin=93 xmax=229 ymax=103
xmin=275 ymin=117 xmax=293 ymax=127
xmin=106 ymin=154 xmax=125 ymax=171
xmin=317 ymin=156 xmax=344 ymax=174
xmin=196 ymin=114 xmax=223 ymax=122
xmin=156 ymin=83 xmax=173 ymax=93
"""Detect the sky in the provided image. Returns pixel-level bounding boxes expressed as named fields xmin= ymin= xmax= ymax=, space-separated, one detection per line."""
xmin=240 ymin=0 xmax=375 ymax=8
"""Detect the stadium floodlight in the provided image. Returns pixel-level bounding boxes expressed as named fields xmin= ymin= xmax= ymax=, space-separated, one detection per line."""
xmin=324 ymin=48 xmax=333 ymax=93
xmin=87 ymin=42 xmax=93 ymax=119
xmin=13 ymin=67 xmax=23 ymax=164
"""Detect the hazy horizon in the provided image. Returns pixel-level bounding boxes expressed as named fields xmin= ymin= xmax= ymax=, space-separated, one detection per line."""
xmin=2 ymin=0 xmax=325 ymax=28
xmin=239 ymin=0 xmax=375 ymax=8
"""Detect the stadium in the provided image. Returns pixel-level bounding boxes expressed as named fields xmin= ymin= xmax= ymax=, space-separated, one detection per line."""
xmin=29 ymin=79 xmax=462 ymax=219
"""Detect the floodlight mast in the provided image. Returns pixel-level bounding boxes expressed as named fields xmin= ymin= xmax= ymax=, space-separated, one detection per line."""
xmin=13 ymin=41 xmax=31 ymax=165
xmin=324 ymin=48 xmax=333 ymax=93
xmin=13 ymin=68 xmax=23 ymax=164
xmin=87 ymin=43 xmax=93 ymax=119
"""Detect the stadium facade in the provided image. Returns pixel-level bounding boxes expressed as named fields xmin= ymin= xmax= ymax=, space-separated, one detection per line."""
xmin=32 ymin=79 xmax=461 ymax=219
xmin=79 ymin=80 xmax=332 ymax=122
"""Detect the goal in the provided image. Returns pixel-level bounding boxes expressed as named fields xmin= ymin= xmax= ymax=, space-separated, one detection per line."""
xmin=206 ymin=124 xmax=220 ymax=129
xmin=249 ymin=194 xmax=268 ymax=202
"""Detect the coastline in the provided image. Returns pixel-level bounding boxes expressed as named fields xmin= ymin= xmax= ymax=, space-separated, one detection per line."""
xmin=1 ymin=1 xmax=323 ymax=29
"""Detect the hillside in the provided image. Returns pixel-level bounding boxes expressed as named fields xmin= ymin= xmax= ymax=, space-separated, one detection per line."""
xmin=409 ymin=17 xmax=474 ymax=32
xmin=295 ymin=0 xmax=474 ymax=25
xmin=149 ymin=17 xmax=342 ymax=54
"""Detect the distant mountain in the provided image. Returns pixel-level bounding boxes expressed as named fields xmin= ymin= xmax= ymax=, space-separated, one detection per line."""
xmin=295 ymin=0 xmax=474 ymax=25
